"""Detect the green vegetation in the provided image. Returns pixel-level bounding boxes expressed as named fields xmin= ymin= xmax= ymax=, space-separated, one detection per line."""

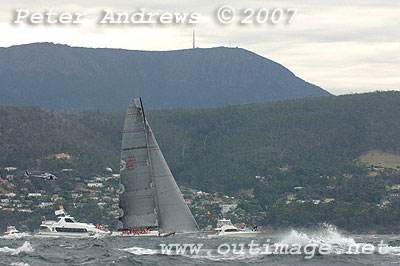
xmin=358 ymin=150 xmax=400 ymax=169
xmin=2 ymin=91 xmax=400 ymax=232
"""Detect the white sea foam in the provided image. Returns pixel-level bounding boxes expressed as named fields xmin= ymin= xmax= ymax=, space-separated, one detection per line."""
xmin=185 ymin=250 xmax=263 ymax=262
xmin=382 ymin=246 xmax=400 ymax=256
xmin=11 ymin=262 xmax=31 ymax=266
xmin=0 ymin=241 xmax=34 ymax=255
xmin=120 ymin=246 xmax=160 ymax=255
xmin=0 ymin=233 xmax=31 ymax=240
xmin=121 ymin=245 xmax=262 ymax=261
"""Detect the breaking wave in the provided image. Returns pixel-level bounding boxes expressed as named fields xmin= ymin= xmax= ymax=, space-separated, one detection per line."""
xmin=385 ymin=246 xmax=400 ymax=256
xmin=0 ymin=241 xmax=34 ymax=255
xmin=278 ymin=223 xmax=356 ymax=248
xmin=278 ymin=224 xmax=400 ymax=256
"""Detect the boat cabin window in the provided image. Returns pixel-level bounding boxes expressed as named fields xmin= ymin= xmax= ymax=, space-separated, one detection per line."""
xmin=65 ymin=218 xmax=74 ymax=223
xmin=56 ymin=227 xmax=87 ymax=233
xmin=225 ymin=229 xmax=239 ymax=232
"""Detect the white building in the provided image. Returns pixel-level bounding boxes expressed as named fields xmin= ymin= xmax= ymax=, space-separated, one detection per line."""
xmin=19 ymin=208 xmax=33 ymax=213
xmin=38 ymin=202 xmax=54 ymax=208
xmin=28 ymin=193 xmax=42 ymax=197
xmin=87 ymin=183 xmax=103 ymax=188
xmin=94 ymin=176 xmax=111 ymax=182
xmin=220 ymin=203 xmax=238 ymax=214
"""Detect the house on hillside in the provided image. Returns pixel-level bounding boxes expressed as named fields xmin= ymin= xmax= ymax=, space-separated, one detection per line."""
xmin=19 ymin=208 xmax=32 ymax=213
xmin=28 ymin=193 xmax=42 ymax=197
xmin=38 ymin=202 xmax=54 ymax=208
xmin=388 ymin=184 xmax=400 ymax=190
xmin=49 ymin=153 xmax=71 ymax=160
xmin=371 ymin=165 xmax=385 ymax=172
xmin=279 ymin=165 xmax=290 ymax=172
xmin=87 ymin=183 xmax=103 ymax=188
xmin=324 ymin=198 xmax=335 ymax=203
xmin=312 ymin=200 xmax=321 ymax=205
xmin=368 ymin=171 xmax=379 ymax=177
xmin=220 ymin=203 xmax=238 ymax=214
xmin=185 ymin=199 xmax=193 ymax=205
xmin=388 ymin=193 xmax=400 ymax=200
xmin=343 ymin=173 xmax=353 ymax=179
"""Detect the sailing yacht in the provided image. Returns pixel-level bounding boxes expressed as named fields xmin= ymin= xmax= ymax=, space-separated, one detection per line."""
xmin=117 ymin=98 xmax=198 ymax=237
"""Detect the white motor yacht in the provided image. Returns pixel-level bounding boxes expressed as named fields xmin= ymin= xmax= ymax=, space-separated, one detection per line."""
xmin=208 ymin=219 xmax=259 ymax=238
xmin=2 ymin=226 xmax=30 ymax=239
xmin=37 ymin=214 xmax=111 ymax=238
xmin=5 ymin=226 xmax=19 ymax=235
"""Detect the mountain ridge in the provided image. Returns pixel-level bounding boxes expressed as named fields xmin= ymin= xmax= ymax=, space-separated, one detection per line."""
xmin=0 ymin=42 xmax=330 ymax=111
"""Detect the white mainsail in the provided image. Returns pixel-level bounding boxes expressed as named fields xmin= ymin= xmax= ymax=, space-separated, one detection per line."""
xmin=118 ymin=98 xmax=198 ymax=233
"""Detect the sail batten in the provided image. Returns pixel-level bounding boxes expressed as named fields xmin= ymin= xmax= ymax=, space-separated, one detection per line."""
xmin=118 ymin=98 xmax=198 ymax=233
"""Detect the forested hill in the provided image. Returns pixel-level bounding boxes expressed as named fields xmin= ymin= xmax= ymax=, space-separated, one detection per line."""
xmin=1 ymin=91 xmax=400 ymax=193
xmin=0 ymin=42 xmax=329 ymax=111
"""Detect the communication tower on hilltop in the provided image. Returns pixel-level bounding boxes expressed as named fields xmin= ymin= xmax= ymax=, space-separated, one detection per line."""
xmin=192 ymin=29 xmax=195 ymax=49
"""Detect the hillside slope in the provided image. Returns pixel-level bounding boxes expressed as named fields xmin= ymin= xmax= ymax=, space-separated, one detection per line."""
xmin=0 ymin=91 xmax=399 ymax=191
xmin=2 ymin=91 xmax=400 ymax=232
xmin=0 ymin=43 xmax=330 ymax=111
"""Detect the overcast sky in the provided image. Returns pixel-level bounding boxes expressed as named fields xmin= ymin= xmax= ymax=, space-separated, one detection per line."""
xmin=1 ymin=0 xmax=399 ymax=95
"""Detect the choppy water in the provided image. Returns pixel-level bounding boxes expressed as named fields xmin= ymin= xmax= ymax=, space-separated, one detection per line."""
xmin=1 ymin=225 xmax=400 ymax=265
